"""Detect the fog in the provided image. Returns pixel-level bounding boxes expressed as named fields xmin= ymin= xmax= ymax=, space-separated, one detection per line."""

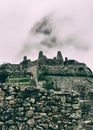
xmin=0 ymin=0 xmax=93 ymax=70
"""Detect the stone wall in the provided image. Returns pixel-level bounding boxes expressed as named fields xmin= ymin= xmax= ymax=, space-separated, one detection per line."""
xmin=0 ymin=84 xmax=81 ymax=130
xmin=47 ymin=76 xmax=93 ymax=91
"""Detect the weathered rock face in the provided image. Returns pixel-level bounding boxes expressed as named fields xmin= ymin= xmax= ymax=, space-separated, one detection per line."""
xmin=0 ymin=84 xmax=80 ymax=130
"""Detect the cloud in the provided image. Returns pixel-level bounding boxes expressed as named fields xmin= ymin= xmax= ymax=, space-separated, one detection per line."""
xmin=20 ymin=11 xmax=90 ymax=56
xmin=31 ymin=16 xmax=52 ymax=35
xmin=0 ymin=0 xmax=93 ymax=70
xmin=18 ymin=0 xmax=93 ymax=71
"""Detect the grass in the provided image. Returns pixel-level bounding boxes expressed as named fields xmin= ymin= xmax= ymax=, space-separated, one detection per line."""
xmin=5 ymin=82 xmax=31 ymax=85
xmin=39 ymin=70 xmax=93 ymax=77
xmin=6 ymin=77 xmax=30 ymax=84
xmin=9 ymin=77 xmax=29 ymax=81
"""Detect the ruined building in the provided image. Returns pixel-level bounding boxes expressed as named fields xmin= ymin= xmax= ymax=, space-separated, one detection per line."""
xmin=0 ymin=51 xmax=93 ymax=129
xmin=0 ymin=50 xmax=93 ymax=93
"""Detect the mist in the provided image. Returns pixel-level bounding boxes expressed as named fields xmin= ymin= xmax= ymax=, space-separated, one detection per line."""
xmin=0 ymin=0 xmax=93 ymax=70
xmin=20 ymin=3 xmax=93 ymax=70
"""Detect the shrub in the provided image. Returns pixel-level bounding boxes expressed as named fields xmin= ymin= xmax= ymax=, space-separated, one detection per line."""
xmin=37 ymin=66 xmax=48 ymax=81
xmin=30 ymin=79 xmax=36 ymax=86
xmin=43 ymin=82 xmax=54 ymax=90
xmin=43 ymin=78 xmax=60 ymax=91
xmin=0 ymin=71 xmax=8 ymax=83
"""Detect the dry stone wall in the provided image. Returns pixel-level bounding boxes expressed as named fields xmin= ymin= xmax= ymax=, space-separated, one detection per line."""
xmin=0 ymin=84 xmax=81 ymax=130
xmin=48 ymin=76 xmax=93 ymax=91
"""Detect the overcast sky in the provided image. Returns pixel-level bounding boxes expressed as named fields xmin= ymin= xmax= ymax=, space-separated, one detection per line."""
xmin=0 ymin=0 xmax=93 ymax=70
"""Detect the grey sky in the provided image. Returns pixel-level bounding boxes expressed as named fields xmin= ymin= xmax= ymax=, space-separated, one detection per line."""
xmin=0 ymin=0 xmax=93 ymax=70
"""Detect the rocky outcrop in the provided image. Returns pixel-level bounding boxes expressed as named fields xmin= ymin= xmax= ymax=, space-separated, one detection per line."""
xmin=0 ymin=84 xmax=80 ymax=130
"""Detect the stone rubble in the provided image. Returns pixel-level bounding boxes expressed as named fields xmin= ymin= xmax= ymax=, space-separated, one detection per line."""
xmin=0 ymin=84 xmax=81 ymax=130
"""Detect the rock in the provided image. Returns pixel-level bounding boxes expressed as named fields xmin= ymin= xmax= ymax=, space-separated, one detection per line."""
xmin=2 ymin=125 xmax=8 ymax=130
xmin=27 ymin=118 xmax=35 ymax=125
xmin=8 ymin=100 xmax=16 ymax=105
xmin=20 ymin=123 xmax=29 ymax=130
xmin=30 ymin=98 xmax=35 ymax=103
xmin=0 ymin=85 xmax=81 ymax=129
xmin=5 ymin=120 xmax=14 ymax=125
xmin=0 ymin=122 xmax=4 ymax=126
xmin=8 ymin=125 xmax=18 ymax=130
xmin=0 ymin=113 xmax=11 ymax=122
xmin=5 ymin=95 xmax=14 ymax=100
xmin=25 ymin=110 xmax=33 ymax=118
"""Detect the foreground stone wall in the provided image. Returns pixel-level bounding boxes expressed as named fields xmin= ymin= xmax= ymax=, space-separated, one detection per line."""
xmin=0 ymin=84 xmax=80 ymax=130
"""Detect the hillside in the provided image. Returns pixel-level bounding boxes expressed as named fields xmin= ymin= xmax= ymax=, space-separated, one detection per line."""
xmin=0 ymin=51 xmax=93 ymax=129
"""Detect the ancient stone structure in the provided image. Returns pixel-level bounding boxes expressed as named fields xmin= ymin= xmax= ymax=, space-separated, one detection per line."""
xmin=0 ymin=51 xmax=93 ymax=129
xmin=0 ymin=84 xmax=81 ymax=130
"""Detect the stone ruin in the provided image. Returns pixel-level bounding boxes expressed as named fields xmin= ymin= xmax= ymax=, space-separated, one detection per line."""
xmin=0 ymin=51 xmax=93 ymax=129
xmin=0 ymin=51 xmax=91 ymax=77
xmin=0 ymin=84 xmax=81 ymax=130
xmin=38 ymin=51 xmax=64 ymax=67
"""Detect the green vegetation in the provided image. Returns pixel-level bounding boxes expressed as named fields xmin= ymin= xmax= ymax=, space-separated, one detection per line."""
xmin=37 ymin=66 xmax=48 ymax=81
xmin=8 ymin=77 xmax=29 ymax=82
xmin=42 ymin=77 xmax=60 ymax=91
xmin=0 ymin=71 xmax=8 ymax=83
xmin=0 ymin=63 xmax=10 ymax=70
xmin=5 ymin=77 xmax=31 ymax=85
xmin=38 ymin=73 xmax=46 ymax=81
xmin=47 ymin=72 xmax=93 ymax=77
xmin=81 ymin=103 xmax=91 ymax=120
xmin=30 ymin=79 xmax=36 ymax=87
xmin=43 ymin=83 xmax=60 ymax=91
xmin=38 ymin=66 xmax=93 ymax=80
xmin=37 ymin=65 xmax=93 ymax=83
